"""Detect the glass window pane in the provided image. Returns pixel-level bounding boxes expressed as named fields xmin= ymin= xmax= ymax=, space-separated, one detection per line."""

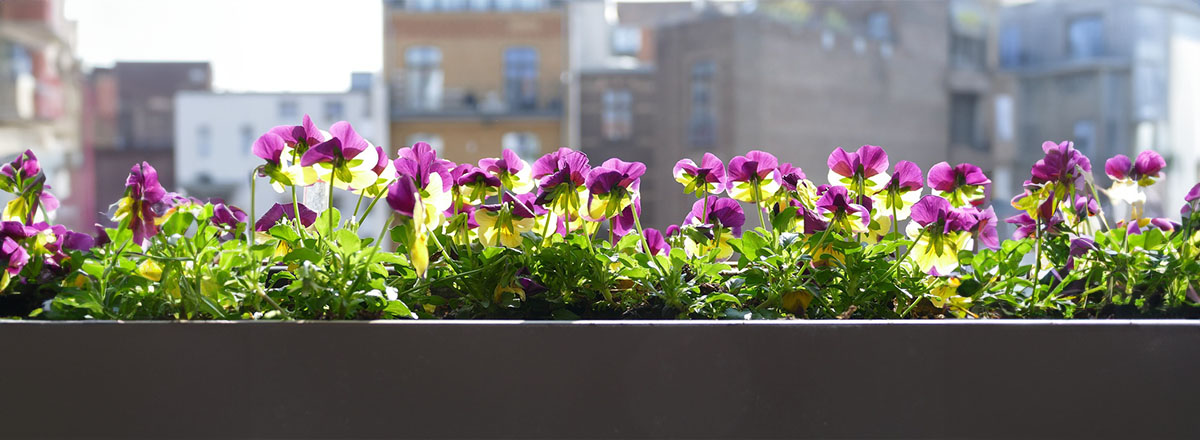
xmin=504 ymin=47 xmax=539 ymax=110
xmin=1068 ymin=15 xmax=1104 ymax=59
xmin=406 ymin=46 xmax=444 ymax=110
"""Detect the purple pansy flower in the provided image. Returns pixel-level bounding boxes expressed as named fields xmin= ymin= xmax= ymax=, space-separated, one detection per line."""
xmin=876 ymin=160 xmax=923 ymax=220
xmin=479 ymin=148 xmax=535 ymax=194
xmin=533 ymin=148 xmax=591 ymax=184
xmin=113 ymin=162 xmax=168 ymax=245
xmin=395 ymin=142 xmax=454 ymax=193
xmin=268 ymin=114 xmax=325 ymax=151
xmin=965 ymin=207 xmax=999 ymax=250
xmin=1105 ymin=150 xmax=1165 ymax=185
xmin=301 ymin=121 xmax=370 ymax=166
xmin=1005 ymin=212 xmax=1065 ymax=240
xmin=776 ymin=163 xmax=806 ymax=192
xmin=583 ymin=158 xmax=645 ymax=221
xmin=254 ymin=203 xmax=318 ymax=232
xmin=685 ymin=196 xmax=746 ymax=236
xmin=643 ymin=227 xmax=670 ymax=257
xmin=1066 ymin=236 xmax=1097 ymax=271
xmin=1073 ymin=195 xmax=1100 ymax=218
xmin=610 ymin=198 xmax=641 ymax=240
xmin=1 ymin=236 xmax=29 ymax=276
xmin=927 ymin=162 xmax=990 ymax=208
xmin=908 ymin=195 xmax=978 ymax=275
xmin=475 ymin=192 xmax=539 ymax=247
xmin=826 ymin=145 xmax=890 ymax=196
xmin=1183 ymin=182 xmax=1200 ymax=216
xmin=532 ymin=148 xmax=590 ymax=217
xmin=1030 ymin=141 xmax=1092 ymax=187
xmin=1125 ymin=217 xmax=1177 ymax=236
xmin=300 ymin=121 xmax=380 ymax=190
xmin=211 ymin=202 xmax=247 ymax=230
xmin=815 ymin=185 xmax=870 ymax=234
xmin=252 ymin=133 xmax=287 ymax=166
xmin=673 ymin=153 xmax=727 ymax=196
xmin=455 ymin=164 xmax=501 ymax=204
xmin=0 ymin=150 xmax=40 ymax=181
xmin=727 ymin=150 xmax=781 ymax=203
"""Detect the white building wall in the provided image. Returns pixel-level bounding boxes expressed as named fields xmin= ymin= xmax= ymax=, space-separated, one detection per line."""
xmin=174 ymin=90 xmax=390 ymax=232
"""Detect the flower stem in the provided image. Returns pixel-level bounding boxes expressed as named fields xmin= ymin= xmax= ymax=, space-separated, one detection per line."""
xmin=327 ymin=177 xmax=336 ymax=236
xmin=248 ymin=170 xmax=257 ymax=249
xmin=1031 ymin=217 xmax=1042 ymax=309
xmin=752 ymin=182 xmax=768 ymax=233
xmin=352 ymin=190 xmax=366 ymax=223
xmin=290 ymin=185 xmax=305 ymax=237
xmin=886 ymin=228 xmax=924 ymax=279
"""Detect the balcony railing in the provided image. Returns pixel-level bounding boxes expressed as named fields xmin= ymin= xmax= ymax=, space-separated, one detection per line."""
xmin=390 ymin=85 xmax=562 ymax=120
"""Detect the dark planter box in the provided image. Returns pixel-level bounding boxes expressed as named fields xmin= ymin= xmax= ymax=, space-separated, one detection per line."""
xmin=1 ymin=320 xmax=1198 ymax=439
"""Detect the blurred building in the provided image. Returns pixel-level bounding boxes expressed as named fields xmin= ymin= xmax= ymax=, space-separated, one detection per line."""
xmin=174 ymin=73 xmax=389 ymax=230
xmin=84 ymin=62 xmax=211 ymax=220
xmin=0 ymin=0 xmax=85 ymax=229
xmin=567 ymin=0 xmax=698 ymax=228
xmin=1000 ymin=0 xmax=1200 ymax=218
xmin=383 ymin=0 xmax=567 ymax=165
xmin=567 ymin=0 xmax=1011 ymax=228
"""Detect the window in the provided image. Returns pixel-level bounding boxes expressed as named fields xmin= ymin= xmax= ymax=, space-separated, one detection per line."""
xmin=188 ymin=67 xmax=206 ymax=84
xmin=867 ymin=12 xmax=891 ymax=42
xmin=278 ymin=100 xmax=298 ymax=118
xmin=999 ymin=26 xmax=1021 ymax=68
xmin=406 ymin=46 xmax=444 ymax=110
xmin=1073 ymin=120 xmax=1097 ymax=158
xmin=612 ymin=26 xmax=643 ymax=57
xmin=602 ymin=89 xmax=633 ymax=141
xmin=442 ymin=0 xmax=466 ymax=11
xmin=950 ymin=33 xmax=986 ymax=70
xmin=197 ymin=125 xmax=212 ymax=157
xmin=994 ymin=94 xmax=1013 ymax=142
xmin=514 ymin=0 xmax=544 ymax=11
xmin=689 ymin=61 xmax=716 ymax=148
xmin=240 ymin=124 xmax=254 ymax=154
xmin=407 ymin=133 xmax=444 ymax=156
xmin=502 ymin=132 xmax=540 ymax=162
xmin=469 ymin=0 xmax=490 ymax=10
xmin=1068 ymin=15 xmax=1104 ymax=59
xmin=410 ymin=0 xmax=436 ymax=11
xmin=950 ymin=93 xmax=982 ymax=150
xmin=324 ymin=99 xmax=344 ymax=121
xmin=6 ymin=43 xmax=32 ymax=76
xmin=504 ymin=47 xmax=539 ymax=110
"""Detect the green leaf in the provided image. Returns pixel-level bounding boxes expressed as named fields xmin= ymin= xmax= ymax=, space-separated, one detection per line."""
xmin=704 ymin=293 xmax=741 ymax=305
xmin=384 ymin=300 xmax=415 ymax=319
xmin=161 ymin=211 xmax=195 ymax=237
xmin=335 ymin=229 xmax=361 ymax=253
xmin=269 ymin=224 xmax=300 ymax=242
xmin=81 ymin=261 xmax=105 ymax=278
xmin=282 ymin=248 xmax=322 ymax=264
xmin=314 ymin=207 xmax=341 ymax=237
xmin=771 ymin=206 xmax=798 ymax=232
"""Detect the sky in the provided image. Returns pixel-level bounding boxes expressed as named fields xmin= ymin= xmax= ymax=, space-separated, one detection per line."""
xmin=64 ymin=0 xmax=384 ymax=92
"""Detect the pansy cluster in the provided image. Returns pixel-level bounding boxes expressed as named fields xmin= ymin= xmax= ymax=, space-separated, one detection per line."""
xmin=3 ymin=113 xmax=1200 ymax=320
xmin=0 ymin=151 xmax=93 ymax=295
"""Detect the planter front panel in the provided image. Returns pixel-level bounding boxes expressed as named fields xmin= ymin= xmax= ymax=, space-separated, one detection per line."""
xmin=0 ymin=321 xmax=1196 ymax=439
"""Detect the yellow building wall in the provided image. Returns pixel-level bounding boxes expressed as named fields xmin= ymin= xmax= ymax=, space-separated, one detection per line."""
xmin=385 ymin=12 xmax=566 ymax=111
xmin=391 ymin=119 xmax=562 ymax=164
